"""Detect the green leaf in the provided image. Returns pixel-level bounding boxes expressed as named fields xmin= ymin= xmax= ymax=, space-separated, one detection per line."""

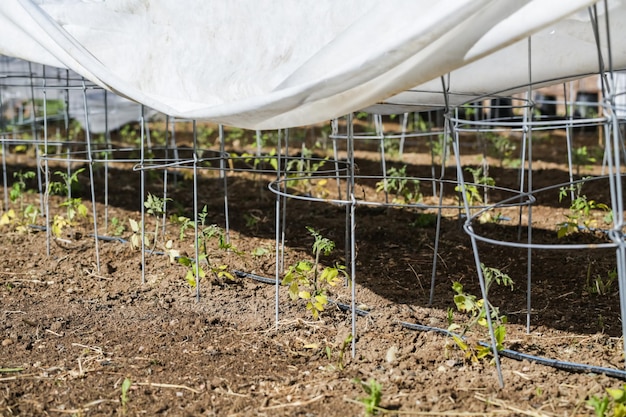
xmin=129 ymin=218 xmax=140 ymax=232
xmin=494 ymin=325 xmax=506 ymax=349
xmin=78 ymin=204 xmax=88 ymax=217
xmin=607 ymin=387 xmax=626 ymax=403
xmin=452 ymin=335 xmax=468 ymax=351
xmin=288 ymin=282 xmax=299 ymax=300
xmin=185 ymin=270 xmax=197 ymax=287
xmin=177 ymin=256 xmax=192 ymax=267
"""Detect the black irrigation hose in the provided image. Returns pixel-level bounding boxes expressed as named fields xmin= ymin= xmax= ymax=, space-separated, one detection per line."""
xmin=237 ymin=269 xmax=626 ymax=380
xmin=27 ymin=226 xmax=626 ymax=381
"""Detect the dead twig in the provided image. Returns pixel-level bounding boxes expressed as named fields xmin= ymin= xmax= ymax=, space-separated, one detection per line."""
xmin=344 ymin=397 xmax=509 ymax=416
xmin=135 ymin=381 xmax=201 ymax=394
xmin=260 ymin=394 xmax=325 ymax=410
xmin=474 ymin=393 xmax=555 ymax=417
xmin=408 ymin=263 xmax=425 ymax=296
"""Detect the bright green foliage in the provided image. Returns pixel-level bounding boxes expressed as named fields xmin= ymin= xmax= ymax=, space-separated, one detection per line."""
xmin=1 ymin=171 xmax=39 ymax=233
xmin=353 ymin=378 xmax=383 ymax=416
xmin=557 ymin=180 xmax=611 ymax=238
xmin=9 ymin=170 xmax=35 ymax=207
xmin=429 ymin=134 xmax=449 ymax=165
xmin=282 ymin=227 xmax=346 ymax=319
xmin=326 ymin=333 xmax=353 ymax=371
xmin=177 ymin=255 xmax=207 ymax=288
xmin=176 ymin=208 xmax=237 ymax=287
xmin=48 ymin=167 xmax=85 ymax=197
xmin=488 ymin=134 xmax=516 ymax=168
xmin=455 ymin=164 xmax=494 ymax=210
xmin=572 ymin=145 xmax=597 ymax=175
xmin=143 ymin=193 xmax=171 ymax=251
xmin=47 ymin=168 xmax=89 ymax=237
xmin=588 ymin=385 xmax=626 ymax=417
xmin=375 ymin=165 xmax=422 ymax=205
xmin=109 ymin=217 xmax=126 ymax=236
xmin=285 ymin=145 xmax=329 ymax=197
xmin=120 ymin=377 xmax=132 ymax=414
xmin=448 ymin=264 xmax=513 ymax=362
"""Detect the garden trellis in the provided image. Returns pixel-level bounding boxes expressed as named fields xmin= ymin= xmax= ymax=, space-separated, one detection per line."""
xmin=2 ymin=0 xmax=626 ymax=387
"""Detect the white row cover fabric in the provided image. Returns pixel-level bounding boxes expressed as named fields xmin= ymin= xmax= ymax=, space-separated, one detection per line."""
xmin=0 ymin=0 xmax=620 ymax=129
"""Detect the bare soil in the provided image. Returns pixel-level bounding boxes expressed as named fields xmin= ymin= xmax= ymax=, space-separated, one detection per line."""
xmin=1 ymin=126 xmax=625 ymax=416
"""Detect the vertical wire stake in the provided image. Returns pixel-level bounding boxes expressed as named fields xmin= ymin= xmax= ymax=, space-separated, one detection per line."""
xmin=83 ymin=80 xmax=100 ymax=272
xmin=193 ymin=120 xmax=201 ymax=302
xmin=219 ymin=125 xmax=231 ymax=244
xmin=140 ymin=106 xmax=146 ymax=285
xmin=275 ymin=128 xmax=283 ymax=328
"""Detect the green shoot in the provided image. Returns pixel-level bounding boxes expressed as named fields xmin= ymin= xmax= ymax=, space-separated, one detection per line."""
xmin=353 ymin=378 xmax=382 ymax=416
xmin=282 ymin=227 xmax=346 ymax=319
xmin=375 ymin=165 xmax=422 ymax=205
xmin=557 ymin=180 xmax=611 ymax=238
xmin=120 ymin=377 xmax=132 ymax=414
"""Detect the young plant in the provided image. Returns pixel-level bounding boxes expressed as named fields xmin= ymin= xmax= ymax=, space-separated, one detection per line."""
xmin=128 ymin=218 xmax=145 ymax=250
xmin=352 ymin=378 xmax=383 ymax=416
xmin=176 ymin=206 xmax=236 ymax=287
xmin=286 ymin=145 xmax=329 ymax=197
xmin=282 ymin=227 xmax=347 ymax=319
xmin=0 ymin=171 xmax=39 ymax=233
xmin=429 ymin=133 xmax=449 ymax=166
xmin=448 ymin=264 xmax=513 ymax=362
xmin=324 ymin=333 xmax=353 ymax=371
xmin=585 ymin=266 xmax=617 ymax=296
xmin=48 ymin=168 xmax=88 ymax=237
xmin=9 ymin=170 xmax=36 ymax=212
xmin=587 ymin=385 xmax=626 ymax=417
xmin=488 ymin=133 xmax=517 ymax=168
xmin=144 ymin=192 xmax=171 ymax=252
xmin=109 ymin=217 xmax=126 ymax=236
xmin=375 ymin=165 xmax=422 ymax=205
xmin=557 ymin=180 xmax=611 ymax=238
xmin=120 ymin=377 xmax=132 ymax=415
xmin=572 ymin=145 xmax=597 ymax=176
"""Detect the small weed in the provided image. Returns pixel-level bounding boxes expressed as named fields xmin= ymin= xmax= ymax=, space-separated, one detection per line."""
xmin=109 ymin=217 xmax=126 ymax=236
xmin=120 ymin=377 xmax=132 ymax=414
xmin=324 ymin=333 xmax=353 ymax=371
xmin=410 ymin=212 xmax=437 ymax=228
xmin=585 ymin=266 xmax=617 ymax=296
xmin=352 ymin=378 xmax=382 ymax=416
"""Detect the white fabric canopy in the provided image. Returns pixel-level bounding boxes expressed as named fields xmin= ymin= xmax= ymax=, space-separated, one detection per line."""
xmin=0 ymin=0 xmax=621 ymax=129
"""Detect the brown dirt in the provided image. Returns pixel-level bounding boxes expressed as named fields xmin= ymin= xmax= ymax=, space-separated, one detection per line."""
xmin=0 ymin=126 xmax=624 ymax=416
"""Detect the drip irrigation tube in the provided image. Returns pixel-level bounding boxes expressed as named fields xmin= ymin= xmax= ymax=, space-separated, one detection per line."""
xmin=30 ymin=226 xmax=626 ymax=381
xmin=237 ymin=269 xmax=626 ymax=380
